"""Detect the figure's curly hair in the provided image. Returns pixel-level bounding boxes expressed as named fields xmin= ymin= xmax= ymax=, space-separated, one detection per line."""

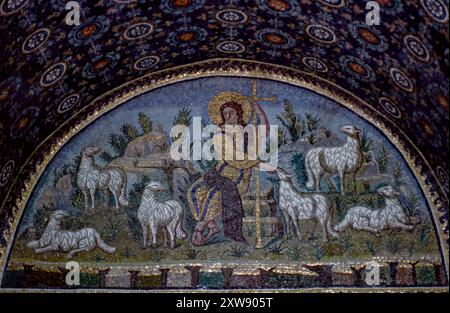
xmin=219 ymin=101 xmax=246 ymax=126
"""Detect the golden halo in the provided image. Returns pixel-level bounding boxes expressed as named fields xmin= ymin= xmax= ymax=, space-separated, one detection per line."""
xmin=208 ymin=92 xmax=251 ymax=126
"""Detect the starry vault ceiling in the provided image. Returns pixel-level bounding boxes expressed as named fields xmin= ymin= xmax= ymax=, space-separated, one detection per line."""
xmin=0 ymin=0 xmax=448 ymax=245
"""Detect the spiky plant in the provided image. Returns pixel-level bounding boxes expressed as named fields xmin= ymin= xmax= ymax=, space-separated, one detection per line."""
xmin=376 ymin=146 xmax=391 ymax=174
xmin=245 ymin=224 xmax=255 ymax=237
xmin=173 ymin=107 xmax=192 ymax=127
xmin=407 ymin=242 xmax=416 ymax=257
xmin=63 ymin=214 xmax=87 ymax=231
xmin=342 ymin=236 xmax=353 ymax=254
xmin=121 ymin=123 xmax=139 ymax=142
xmin=305 ymin=114 xmax=321 ymax=132
xmin=172 ymin=107 xmax=192 ymax=141
xmin=266 ymin=242 xmax=285 ymax=255
xmin=312 ymin=243 xmax=325 ymax=261
xmin=305 ymin=133 xmax=317 ymax=145
xmin=95 ymin=255 xmax=106 ymax=262
xmin=277 ymin=100 xmax=304 ymax=142
xmin=288 ymin=244 xmax=302 ymax=261
xmin=363 ymin=239 xmax=377 ymax=256
xmin=185 ymin=248 xmax=201 ymax=260
xmin=226 ymin=245 xmax=249 ymax=258
xmin=33 ymin=205 xmax=55 ymax=237
xmin=392 ymin=163 xmax=405 ymax=187
xmin=101 ymin=215 xmax=124 ymax=242
xmin=122 ymin=247 xmax=133 ymax=258
xmin=278 ymin=128 xmax=287 ymax=147
xmin=100 ymin=151 xmax=114 ymax=163
xmin=386 ymin=237 xmax=401 ymax=255
xmin=418 ymin=226 xmax=431 ymax=247
xmin=138 ymin=112 xmax=152 ymax=134
xmin=150 ymin=248 xmax=164 ymax=262
xmin=108 ymin=133 xmax=128 ymax=157
xmin=404 ymin=192 xmax=420 ymax=217
xmin=359 ymin=129 xmax=375 ymax=153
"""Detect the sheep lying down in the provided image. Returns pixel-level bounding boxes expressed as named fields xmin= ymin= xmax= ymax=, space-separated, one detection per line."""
xmin=27 ymin=210 xmax=116 ymax=259
xmin=334 ymin=185 xmax=420 ymax=235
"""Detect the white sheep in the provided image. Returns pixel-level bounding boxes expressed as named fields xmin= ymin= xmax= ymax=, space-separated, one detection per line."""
xmin=138 ymin=181 xmax=187 ymax=249
xmin=277 ymin=169 xmax=339 ymax=242
xmin=27 ymin=210 xmax=116 ymax=259
xmin=77 ymin=146 xmax=129 ymax=215
xmin=305 ymin=125 xmax=363 ymax=194
xmin=334 ymin=185 xmax=420 ymax=235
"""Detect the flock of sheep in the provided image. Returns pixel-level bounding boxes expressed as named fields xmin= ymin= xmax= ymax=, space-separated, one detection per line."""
xmin=27 ymin=125 xmax=421 ymax=258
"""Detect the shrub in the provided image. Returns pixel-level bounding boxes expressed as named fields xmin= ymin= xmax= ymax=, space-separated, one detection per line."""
xmin=33 ymin=205 xmax=55 ymax=237
xmin=363 ymin=239 xmax=377 ymax=256
xmin=266 ymin=243 xmax=284 ymax=256
xmin=312 ymin=243 xmax=325 ymax=261
xmin=225 ymin=245 xmax=249 ymax=258
xmin=277 ymin=100 xmax=304 ymax=142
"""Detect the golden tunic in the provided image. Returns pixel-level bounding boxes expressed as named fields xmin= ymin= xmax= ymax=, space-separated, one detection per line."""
xmin=187 ymin=129 xmax=258 ymax=222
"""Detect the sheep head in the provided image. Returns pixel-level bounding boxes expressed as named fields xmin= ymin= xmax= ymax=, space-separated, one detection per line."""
xmin=340 ymin=125 xmax=360 ymax=138
xmin=49 ymin=210 xmax=70 ymax=222
xmin=276 ymin=168 xmax=293 ymax=181
xmin=82 ymin=146 xmax=101 ymax=156
xmin=145 ymin=181 xmax=165 ymax=192
xmin=377 ymin=185 xmax=400 ymax=198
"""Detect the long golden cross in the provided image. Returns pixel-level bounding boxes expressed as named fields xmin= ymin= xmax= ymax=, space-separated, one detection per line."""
xmin=250 ymin=80 xmax=276 ymax=249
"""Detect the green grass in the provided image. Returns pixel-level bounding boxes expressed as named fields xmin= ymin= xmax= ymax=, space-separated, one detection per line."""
xmin=8 ymin=193 xmax=441 ymax=266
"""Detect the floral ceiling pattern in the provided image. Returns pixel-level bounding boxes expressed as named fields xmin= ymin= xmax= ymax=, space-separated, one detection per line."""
xmin=0 ymin=0 xmax=448 ymax=250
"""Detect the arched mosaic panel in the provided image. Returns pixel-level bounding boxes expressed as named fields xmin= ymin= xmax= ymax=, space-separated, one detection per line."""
xmin=0 ymin=69 xmax=447 ymax=292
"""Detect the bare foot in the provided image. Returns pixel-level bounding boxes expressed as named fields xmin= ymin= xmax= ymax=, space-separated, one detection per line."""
xmin=192 ymin=231 xmax=206 ymax=246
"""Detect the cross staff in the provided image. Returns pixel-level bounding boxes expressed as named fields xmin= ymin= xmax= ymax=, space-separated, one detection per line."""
xmin=250 ymin=80 xmax=276 ymax=249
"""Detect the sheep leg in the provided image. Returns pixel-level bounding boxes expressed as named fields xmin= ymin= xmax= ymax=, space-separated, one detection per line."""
xmin=320 ymin=220 xmax=329 ymax=243
xmin=288 ymin=210 xmax=301 ymax=238
xmin=315 ymin=173 xmax=321 ymax=192
xmin=339 ymin=172 xmax=345 ymax=195
xmin=325 ymin=174 xmax=337 ymax=192
xmin=309 ymin=220 xmax=318 ymax=240
xmin=351 ymin=173 xmax=357 ymax=193
xmin=149 ymin=222 xmax=158 ymax=248
xmin=390 ymin=221 xmax=415 ymax=231
xmin=167 ymin=224 xmax=176 ymax=249
xmin=281 ymin=210 xmax=290 ymax=238
xmin=356 ymin=225 xmax=380 ymax=234
xmin=89 ymin=188 xmax=96 ymax=214
xmin=141 ymin=222 xmax=148 ymax=248
xmin=110 ymin=187 xmax=120 ymax=212
xmin=102 ymin=190 xmax=109 ymax=210
xmin=34 ymin=245 xmax=58 ymax=254
xmin=68 ymin=247 xmax=89 ymax=259
xmin=81 ymin=188 xmax=90 ymax=214
xmin=162 ymin=228 xmax=170 ymax=248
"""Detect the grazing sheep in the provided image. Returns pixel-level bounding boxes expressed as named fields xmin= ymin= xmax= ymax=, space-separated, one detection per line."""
xmin=277 ymin=169 xmax=339 ymax=242
xmin=334 ymin=185 xmax=420 ymax=235
xmin=27 ymin=210 xmax=116 ymax=259
xmin=77 ymin=146 xmax=129 ymax=214
xmin=138 ymin=181 xmax=187 ymax=249
xmin=305 ymin=125 xmax=363 ymax=194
